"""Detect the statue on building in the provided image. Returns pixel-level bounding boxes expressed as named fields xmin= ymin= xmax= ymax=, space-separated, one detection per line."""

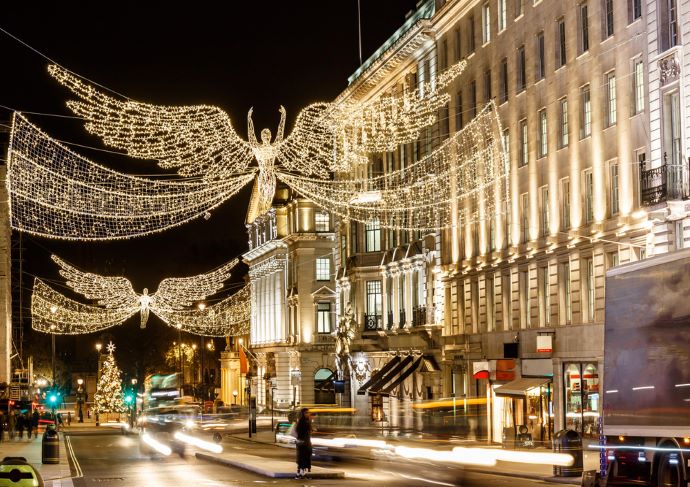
xmin=334 ymin=303 xmax=357 ymax=381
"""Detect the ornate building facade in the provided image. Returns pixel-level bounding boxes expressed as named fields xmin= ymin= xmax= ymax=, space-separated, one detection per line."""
xmin=335 ymin=0 xmax=688 ymax=443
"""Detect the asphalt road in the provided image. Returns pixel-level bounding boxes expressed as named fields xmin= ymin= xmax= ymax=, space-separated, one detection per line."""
xmin=66 ymin=430 xmax=554 ymax=486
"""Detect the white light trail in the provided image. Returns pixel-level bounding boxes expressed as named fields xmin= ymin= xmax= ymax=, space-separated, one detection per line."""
xmin=141 ymin=433 xmax=172 ymax=456
xmin=174 ymin=431 xmax=223 ymax=454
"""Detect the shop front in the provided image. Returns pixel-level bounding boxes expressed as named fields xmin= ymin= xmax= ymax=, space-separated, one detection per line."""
xmin=493 ymin=377 xmax=553 ymax=447
xmin=563 ymin=362 xmax=600 ymax=438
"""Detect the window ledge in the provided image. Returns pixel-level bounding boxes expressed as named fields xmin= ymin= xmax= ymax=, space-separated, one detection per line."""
xmin=514 ymin=14 xmax=524 ymax=22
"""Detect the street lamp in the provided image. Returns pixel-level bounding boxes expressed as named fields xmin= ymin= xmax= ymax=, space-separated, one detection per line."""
xmin=233 ymin=390 xmax=238 ymax=405
xmin=129 ymin=378 xmax=138 ymax=428
xmin=95 ymin=343 xmax=102 ymax=426
xmin=49 ymin=306 xmax=57 ymax=391
xmin=191 ymin=343 xmax=197 ymax=396
xmin=198 ymin=303 xmax=206 ymax=402
xmin=176 ymin=324 xmax=183 ymax=396
xmin=77 ymin=378 xmax=85 ymax=423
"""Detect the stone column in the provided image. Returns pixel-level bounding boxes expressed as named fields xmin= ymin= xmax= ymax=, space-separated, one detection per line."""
xmin=219 ymin=351 xmax=242 ymax=407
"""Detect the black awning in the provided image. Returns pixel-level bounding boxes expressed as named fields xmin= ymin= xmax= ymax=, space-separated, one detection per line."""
xmin=367 ymin=355 xmax=415 ymax=395
xmin=379 ymin=356 xmax=423 ymax=395
xmin=357 ymin=356 xmax=401 ymax=395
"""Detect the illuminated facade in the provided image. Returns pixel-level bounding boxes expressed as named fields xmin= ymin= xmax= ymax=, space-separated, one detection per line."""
xmin=335 ymin=0 xmax=687 ymax=442
xmin=242 ymin=182 xmax=338 ymax=409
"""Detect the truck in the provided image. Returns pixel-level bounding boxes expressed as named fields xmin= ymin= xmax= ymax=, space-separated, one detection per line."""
xmin=588 ymin=248 xmax=690 ymax=487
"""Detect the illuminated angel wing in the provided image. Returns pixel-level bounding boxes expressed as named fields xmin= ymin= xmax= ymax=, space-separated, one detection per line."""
xmin=48 ymin=64 xmax=254 ymax=178
xmin=51 ymin=255 xmax=140 ymax=309
xmin=277 ymin=60 xmax=467 ymax=177
xmin=151 ymin=258 xmax=239 ymax=311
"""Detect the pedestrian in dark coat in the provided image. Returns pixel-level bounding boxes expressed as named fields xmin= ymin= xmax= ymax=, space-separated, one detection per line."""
xmin=8 ymin=411 xmax=15 ymax=440
xmin=32 ymin=410 xmax=40 ymax=438
xmin=0 ymin=411 xmax=5 ymax=441
xmin=294 ymin=408 xmax=313 ymax=479
xmin=16 ymin=412 xmax=24 ymax=439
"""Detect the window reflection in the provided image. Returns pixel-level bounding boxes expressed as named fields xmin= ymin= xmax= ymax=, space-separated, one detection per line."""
xmin=564 ymin=362 xmax=599 ymax=437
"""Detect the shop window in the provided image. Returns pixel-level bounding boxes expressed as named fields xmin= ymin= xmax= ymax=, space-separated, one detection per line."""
xmin=314 ymin=368 xmax=335 ymax=405
xmin=564 ymin=363 xmax=600 ymax=437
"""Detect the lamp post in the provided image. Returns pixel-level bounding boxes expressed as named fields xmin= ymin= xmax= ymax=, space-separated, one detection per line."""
xmin=197 ymin=303 xmax=206 ymax=402
xmin=49 ymin=306 xmax=58 ymax=390
xmin=176 ymin=324 xmax=183 ymax=396
xmin=95 ymin=343 xmax=102 ymax=426
xmin=130 ymin=378 xmax=138 ymax=428
xmin=191 ymin=343 xmax=197 ymax=397
xmin=77 ymin=378 xmax=84 ymax=423
xmin=233 ymin=390 xmax=238 ymax=405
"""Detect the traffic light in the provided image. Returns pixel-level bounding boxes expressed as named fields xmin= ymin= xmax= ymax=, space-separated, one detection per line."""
xmin=124 ymin=394 xmax=134 ymax=405
xmin=48 ymin=394 xmax=58 ymax=405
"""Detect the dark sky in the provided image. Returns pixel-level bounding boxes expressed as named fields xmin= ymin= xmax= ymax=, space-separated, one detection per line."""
xmin=1 ymin=1 xmax=420 ymax=377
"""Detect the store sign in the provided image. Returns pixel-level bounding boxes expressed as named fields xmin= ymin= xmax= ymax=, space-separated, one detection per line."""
xmin=522 ymin=358 xmax=553 ymax=377
xmin=495 ymin=359 xmax=516 ymax=381
xmin=472 ymin=361 xmax=490 ymax=379
xmin=537 ymin=335 xmax=553 ymax=353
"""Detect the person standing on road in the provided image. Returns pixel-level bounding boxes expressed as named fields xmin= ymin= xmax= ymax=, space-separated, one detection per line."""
xmin=24 ymin=412 xmax=32 ymax=439
xmin=32 ymin=410 xmax=39 ymax=438
xmin=8 ymin=411 xmax=15 ymax=440
xmin=0 ymin=411 xmax=5 ymax=442
xmin=294 ymin=408 xmax=313 ymax=479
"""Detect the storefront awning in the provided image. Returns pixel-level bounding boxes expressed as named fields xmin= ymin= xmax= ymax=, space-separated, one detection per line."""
xmin=379 ymin=356 xmax=423 ymax=395
xmin=368 ymin=355 xmax=415 ymax=395
xmin=494 ymin=377 xmax=551 ymax=396
xmin=357 ymin=356 xmax=401 ymax=395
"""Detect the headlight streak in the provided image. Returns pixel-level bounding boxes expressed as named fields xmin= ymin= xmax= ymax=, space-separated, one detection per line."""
xmin=174 ymin=431 xmax=223 ymax=454
xmin=141 ymin=433 xmax=172 ymax=456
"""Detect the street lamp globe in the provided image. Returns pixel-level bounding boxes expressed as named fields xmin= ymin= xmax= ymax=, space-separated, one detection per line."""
xmin=197 ymin=303 xmax=206 ymax=311
xmin=131 ymin=378 xmax=138 ymax=385
xmin=77 ymin=378 xmax=84 ymax=386
xmin=95 ymin=343 xmax=102 ymax=353
xmin=192 ymin=344 xmax=197 ymax=350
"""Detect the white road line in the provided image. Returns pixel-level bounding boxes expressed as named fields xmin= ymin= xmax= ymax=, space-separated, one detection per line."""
xmin=65 ymin=435 xmax=83 ymax=478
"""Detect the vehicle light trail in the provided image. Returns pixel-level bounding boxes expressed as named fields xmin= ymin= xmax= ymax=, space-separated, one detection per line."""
xmin=174 ymin=431 xmax=223 ymax=453
xmin=141 ymin=433 xmax=172 ymax=456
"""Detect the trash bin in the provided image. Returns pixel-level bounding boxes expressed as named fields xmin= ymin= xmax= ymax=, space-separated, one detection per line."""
xmin=0 ymin=456 xmax=44 ymax=487
xmin=42 ymin=426 xmax=59 ymax=464
xmin=553 ymin=429 xmax=583 ymax=477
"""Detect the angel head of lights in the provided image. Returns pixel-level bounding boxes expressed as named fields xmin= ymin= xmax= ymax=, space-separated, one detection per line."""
xmin=32 ymin=255 xmax=250 ymax=337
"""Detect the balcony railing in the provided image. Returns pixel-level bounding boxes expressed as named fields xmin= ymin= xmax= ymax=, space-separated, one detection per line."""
xmin=364 ymin=314 xmax=383 ymax=331
xmin=640 ymin=153 xmax=690 ymax=206
xmin=412 ymin=306 xmax=427 ymax=327
xmin=399 ymin=309 xmax=406 ymax=328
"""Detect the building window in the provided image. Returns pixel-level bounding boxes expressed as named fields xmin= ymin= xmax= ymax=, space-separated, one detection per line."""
xmin=498 ymin=0 xmax=507 ymax=32
xmin=580 ymin=85 xmax=591 ymax=138
xmin=441 ymin=38 xmax=448 ymax=70
xmin=519 ymin=119 xmax=528 ymax=167
xmin=316 ymin=258 xmax=331 ymax=281
xmin=469 ymin=80 xmax=477 ymax=118
xmin=605 ymin=71 xmax=617 ymax=127
xmin=539 ymin=266 xmax=550 ymax=326
xmin=500 ymin=58 xmax=508 ymax=103
xmin=556 ymin=18 xmax=566 ymax=68
xmin=315 ymin=212 xmax=330 ymax=232
xmin=502 ymin=272 xmax=512 ymax=330
xmin=486 ymin=275 xmax=495 ymax=331
xmin=454 ymin=28 xmax=462 ymax=61
xmin=635 ymin=148 xmax=646 ymax=206
xmin=521 ymin=192 xmax=530 ymax=242
xmin=517 ymin=45 xmax=526 ymax=92
xmin=516 ymin=0 xmax=525 ymax=18
xmin=632 ymin=58 xmax=644 ymax=114
xmin=482 ymin=3 xmax=491 ymax=44
xmin=540 ymin=185 xmax=550 ymax=236
xmin=659 ymin=0 xmax=679 ymax=52
xmin=603 ymin=0 xmax=614 ymax=38
xmin=562 ymin=178 xmax=571 ymax=230
xmin=607 ymin=250 xmax=620 ymax=269
xmin=559 ymin=98 xmax=569 ymax=148
xmin=584 ymin=257 xmax=595 ymax=321
xmin=578 ymin=3 xmax=590 ymax=54
xmin=317 ymin=302 xmax=332 ymax=333
xmin=489 ymin=216 xmax=496 ymax=251
xmin=351 ymin=222 xmax=358 ymax=253
xmin=536 ymin=31 xmax=545 ymax=80
xmin=560 ymin=261 xmax=572 ymax=324
xmin=665 ymin=91 xmax=682 ymax=167
xmin=468 ymin=15 xmax=476 ymax=53
xmin=502 ymin=130 xmax=510 ymax=170
xmin=520 ymin=269 xmax=531 ymax=328
xmin=564 ymin=363 xmax=600 ymax=438
xmin=610 ymin=163 xmax=619 ymax=215
xmin=455 ymin=90 xmax=463 ymax=130
xmin=584 ymin=169 xmax=594 ymax=223
xmin=366 ymin=281 xmax=382 ymax=328
xmin=538 ymin=109 xmax=548 ymax=158
xmin=629 ymin=0 xmax=642 ymax=22
xmin=365 ymin=220 xmax=381 ymax=252
xmin=484 ymin=69 xmax=492 ymax=104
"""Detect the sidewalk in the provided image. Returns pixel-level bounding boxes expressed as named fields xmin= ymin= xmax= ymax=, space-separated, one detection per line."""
xmin=0 ymin=432 xmax=73 ymax=487
xmin=221 ymin=428 xmax=592 ymax=485
xmin=196 ymin=451 xmax=344 ymax=479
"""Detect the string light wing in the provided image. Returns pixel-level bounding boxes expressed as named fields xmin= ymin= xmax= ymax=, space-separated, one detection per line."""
xmin=7 ymin=112 xmax=256 ymax=240
xmin=277 ymin=102 xmax=508 ymax=231
xmin=50 ymin=255 xmax=239 ymax=329
xmin=49 ymin=61 xmax=468 ymax=212
xmin=154 ymin=284 xmax=251 ymax=337
xmin=31 ymin=279 xmax=138 ymax=334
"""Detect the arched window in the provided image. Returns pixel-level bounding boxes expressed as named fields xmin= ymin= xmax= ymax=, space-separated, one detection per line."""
xmin=314 ymin=368 xmax=335 ymax=404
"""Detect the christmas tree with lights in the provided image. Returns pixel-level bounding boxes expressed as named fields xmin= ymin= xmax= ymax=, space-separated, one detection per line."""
xmin=94 ymin=341 xmax=126 ymax=415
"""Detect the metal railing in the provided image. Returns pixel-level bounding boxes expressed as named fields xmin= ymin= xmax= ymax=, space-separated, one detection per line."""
xmin=363 ymin=314 xmax=383 ymax=331
xmin=412 ymin=306 xmax=427 ymax=327
xmin=640 ymin=153 xmax=689 ymax=206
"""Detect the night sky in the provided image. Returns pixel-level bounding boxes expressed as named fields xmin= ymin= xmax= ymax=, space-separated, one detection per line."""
xmin=1 ymin=1 xmax=420 ymax=380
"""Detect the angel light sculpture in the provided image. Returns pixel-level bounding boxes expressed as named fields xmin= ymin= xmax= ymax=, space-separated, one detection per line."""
xmin=50 ymin=255 xmax=238 ymax=329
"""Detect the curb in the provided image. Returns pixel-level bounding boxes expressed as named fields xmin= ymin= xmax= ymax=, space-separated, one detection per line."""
xmin=195 ymin=452 xmax=344 ymax=479
xmin=463 ymin=466 xmax=581 ymax=485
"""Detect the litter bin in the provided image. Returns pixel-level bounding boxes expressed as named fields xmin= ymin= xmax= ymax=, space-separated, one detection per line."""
xmin=0 ymin=456 xmax=44 ymax=487
xmin=553 ymin=429 xmax=583 ymax=477
xmin=42 ymin=426 xmax=59 ymax=464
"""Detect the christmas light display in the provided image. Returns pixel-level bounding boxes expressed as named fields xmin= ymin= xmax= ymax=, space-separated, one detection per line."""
xmin=31 ymin=256 xmax=249 ymax=336
xmin=47 ymin=61 xmax=467 ymax=212
xmin=94 ymin=342 xmax=127 ymax=415
xmin=277 ymin=102 xmax=508 ymax=231
xmin=6 ymin=112 xmax=256 ymax=240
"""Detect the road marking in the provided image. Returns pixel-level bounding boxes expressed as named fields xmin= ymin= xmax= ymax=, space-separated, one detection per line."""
xmin=65 ymin=435 xmax=84 ymax=478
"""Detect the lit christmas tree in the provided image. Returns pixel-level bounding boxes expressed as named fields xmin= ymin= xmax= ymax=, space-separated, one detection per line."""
xmin=94 ymin=342 xmax=127 ymax=415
